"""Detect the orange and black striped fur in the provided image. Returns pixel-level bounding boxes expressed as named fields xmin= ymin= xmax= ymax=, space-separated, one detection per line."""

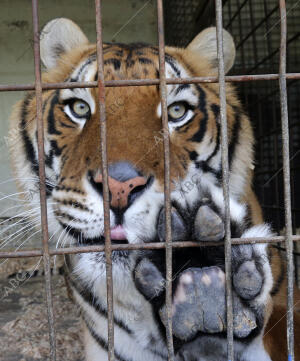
xmin=9 ymin=19 xmax=299 ymax=360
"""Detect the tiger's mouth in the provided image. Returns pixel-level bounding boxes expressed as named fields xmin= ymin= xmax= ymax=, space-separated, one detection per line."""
xmin=61 ymin=204 xmax=189 ymax=247
xmin=64 ymin=225 xmax=130 ymax=246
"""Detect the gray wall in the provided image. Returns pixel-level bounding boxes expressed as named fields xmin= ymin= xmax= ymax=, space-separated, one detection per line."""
xmin=0 ymin=0 xmax=157 ymax=219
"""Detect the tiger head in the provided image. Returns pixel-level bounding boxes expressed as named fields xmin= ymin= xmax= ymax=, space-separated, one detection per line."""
xmin=9 ymin=18 xmax=254 ymax=250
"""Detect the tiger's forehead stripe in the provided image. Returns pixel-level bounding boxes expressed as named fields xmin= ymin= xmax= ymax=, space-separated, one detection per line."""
xmin=61 ymin=46 xmax=199 ymax=122
xmin=70 ymin=53 xmax=97 ymax=82
xmin=60 ymin=54 xmax=98 ymax=114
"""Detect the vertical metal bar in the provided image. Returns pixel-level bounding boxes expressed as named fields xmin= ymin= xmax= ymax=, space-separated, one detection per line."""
xmin=156 ymin=0 xmax=174 ymax=359
xmin=278 ymin=0 xmax=294 ymax=359
xmin=215 ymin=1 xmax=234 ymax=360
xmin=95 ymin=1 xmax=115 ymax=360
xmin=31 ymin=1 xmax=56 ymax=360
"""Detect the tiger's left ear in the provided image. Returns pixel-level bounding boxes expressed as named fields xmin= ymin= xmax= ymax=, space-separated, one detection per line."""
xmin=40 ymin=18 xmax=89 ymax=69
xmin=187 ymin=27 xmax=236 ymax=74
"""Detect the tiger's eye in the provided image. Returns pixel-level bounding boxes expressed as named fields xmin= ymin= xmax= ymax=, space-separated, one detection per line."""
xmin=168 ymin=102 xmax=187 ymax=120
xmin=71 ymin=100 xmax=90 ymax=117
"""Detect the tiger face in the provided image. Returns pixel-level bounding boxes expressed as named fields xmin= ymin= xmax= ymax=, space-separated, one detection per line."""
xmin=10 ymin=18 xmax=254 ymax=254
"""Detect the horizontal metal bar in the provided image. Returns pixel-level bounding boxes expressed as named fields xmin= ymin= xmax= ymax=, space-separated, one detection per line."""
xmin=1 ymin=73 xmax=300 ymax=92
xmin=1 ymin=236 xmax=300 ymax=259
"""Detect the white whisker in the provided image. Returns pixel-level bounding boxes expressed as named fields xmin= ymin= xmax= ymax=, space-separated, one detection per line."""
xmin=0 ymin=228 xmax=42 ymax=267
xmin=0 ymin=191 xmax=30 ymax=202
xmin=0 ymin=220 xmax=40 ymax=249
xmin=0 ymin=208 xmax=41 ymax=230
xmin=0 ymin=177 xmax=56 ymax=188
xmin=0 ymin=202 xmax=58 ymax=227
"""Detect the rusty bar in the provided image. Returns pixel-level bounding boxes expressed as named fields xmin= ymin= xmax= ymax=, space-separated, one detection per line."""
xmin=31 ymin=0 xmax=56 ymax=360
xmin=1 ymin=235 xmax=300 ymax=259
xmin=1 ymin=73 xmax=300 ymax=92
xmin=95 ymin=0 xmax=115 ymax=359
xmin=215 ymin=0 xmax=234 ymax=360
xmin=156 ymin=0 xmax=174 ymax=359
xmin=279 ymin=0 xmax=294 ymax=359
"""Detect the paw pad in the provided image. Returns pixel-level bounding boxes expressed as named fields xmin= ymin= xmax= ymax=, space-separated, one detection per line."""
xmin=134 ymin=259 xmax=165 ymax=300
xmin=194 ymin=205 xmax=225 ymax=241
xmin=159 ymin=266 xmax=257 ymax=341
xmin=233 ymin=260 xmax=262 ymax=300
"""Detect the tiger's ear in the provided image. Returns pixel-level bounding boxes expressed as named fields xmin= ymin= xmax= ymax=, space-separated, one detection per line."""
xmin=40 ymin=18 xmax=89 ymax=69
xmin=187 ymin=27 xmax=236 ymax=74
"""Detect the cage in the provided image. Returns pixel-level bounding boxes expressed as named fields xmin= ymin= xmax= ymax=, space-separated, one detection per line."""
xmin=165 ymin=0 xmax=300 ymax=284
xmin=0 ymin=0 xmax=299 ymax=360
xmin=165 ymin=0 xmax=300 ymax=233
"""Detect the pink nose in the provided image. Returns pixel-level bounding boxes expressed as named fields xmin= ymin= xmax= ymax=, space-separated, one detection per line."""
xmin=94 ymin=174 xmax=147 ymax=209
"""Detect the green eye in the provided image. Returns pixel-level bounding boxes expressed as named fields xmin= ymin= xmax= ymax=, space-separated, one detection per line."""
xmin=71 ymin=100 xmax=90 ymax=118
xmin=168 ymin=102 xmax=187 ymax=121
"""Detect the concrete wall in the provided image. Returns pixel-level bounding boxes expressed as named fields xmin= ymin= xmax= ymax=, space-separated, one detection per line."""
xmin=0 ymin=0 xmax=157 ymax=220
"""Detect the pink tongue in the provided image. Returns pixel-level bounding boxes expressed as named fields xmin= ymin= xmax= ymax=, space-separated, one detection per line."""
xmin=110 ymin=225 xmax=127 ymax=240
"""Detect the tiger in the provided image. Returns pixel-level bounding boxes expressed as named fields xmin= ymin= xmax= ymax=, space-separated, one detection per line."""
xmin=8 ymin=18 xmax=300 ymax=361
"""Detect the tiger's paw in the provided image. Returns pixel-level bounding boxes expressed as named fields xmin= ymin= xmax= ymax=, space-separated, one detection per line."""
xmin=157 ymin=204 xmax=224 ymax=242
xmin=134 ymin=203 xmax=273 ymax=343
xmin=159 ymin=266 xmax=257 ymax=341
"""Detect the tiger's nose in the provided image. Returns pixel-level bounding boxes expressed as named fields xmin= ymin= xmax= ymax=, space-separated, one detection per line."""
xmin=94 ymin=174 xmax=148 ymax=209
xmin=92 ymin=162 xmax=150 ymax=209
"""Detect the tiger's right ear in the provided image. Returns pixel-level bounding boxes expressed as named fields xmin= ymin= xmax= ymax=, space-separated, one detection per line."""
xmin=187 ymin=27 xmax=236 ymax=74
xmin=40 ymin=18 xmax=89 ymax=69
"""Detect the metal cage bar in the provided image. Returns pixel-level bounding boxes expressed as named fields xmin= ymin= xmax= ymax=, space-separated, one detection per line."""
xmin=0 ymin=235 xmax=300 ymax=259
xmin=215 ymin=0 xmax=234 ymax=359
xmin=156 ymin=0 xmax=175 ymax=359
xmin=1 ymin=73 xmax=300 ymax=92
xmin=0 ymin=0 xmax=298 ymax=360
xmin=31 ymin=1 xmax=56 ymax=360
xmin=95 ymin=0 xmax=115 ymax=359
xmin=279 ymin=0 xmax=294 ymax=359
